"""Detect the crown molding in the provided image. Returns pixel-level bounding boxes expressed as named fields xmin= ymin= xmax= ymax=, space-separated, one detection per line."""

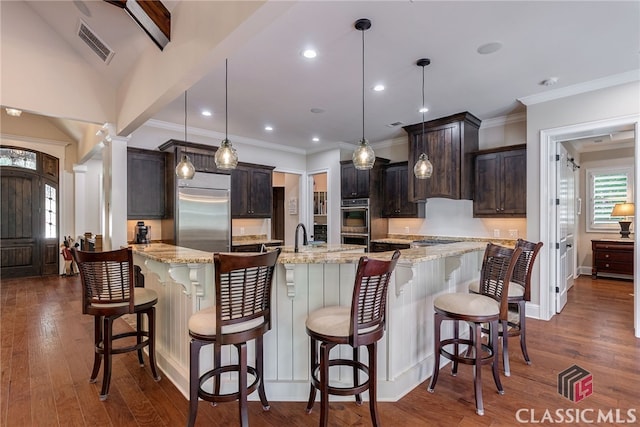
xmin=480 ymin=113 xmax=527 ymax=129
xmin=0 ymin=133 xmax=71 ymax=147
xmin=518 ymin=70 xmax=640 ymax=106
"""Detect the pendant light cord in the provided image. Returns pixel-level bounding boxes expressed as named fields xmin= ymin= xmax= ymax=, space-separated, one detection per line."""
xmin=184 ymin=91 xmax=187 ymax=142
xmin=421 ymin=64 xmax=425 ymax=140
xmin=361 ymin=26 xmax=365 ymax=142
xmin=225 ymin=58 xmax=228 ymax=140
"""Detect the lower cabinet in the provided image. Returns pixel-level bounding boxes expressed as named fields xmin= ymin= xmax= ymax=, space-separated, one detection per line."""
xmin=232 ymin=242 xmax=280 ymax=252
xmin=370 ymin=242 xmax=411 ymax=253
xmin=591 ymin=239 xmax=634 ymax=278
xmin=473 ymin=144 xmax=526 ymax=218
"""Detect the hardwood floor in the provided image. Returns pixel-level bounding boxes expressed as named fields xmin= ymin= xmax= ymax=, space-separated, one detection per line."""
xmin=1 ymin=274 xmax=638 ymax=426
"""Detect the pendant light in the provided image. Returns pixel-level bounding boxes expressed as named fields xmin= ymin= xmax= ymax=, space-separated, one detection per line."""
xmin=214 ymin=58 xmax=238 ymax=170
xmin=352 ymin=18 xmax=375 ymax=170
xmin=175 ymin=91 xmax=196 ymax=179
xmin=413 ymin=58 xmax=434 ymax=179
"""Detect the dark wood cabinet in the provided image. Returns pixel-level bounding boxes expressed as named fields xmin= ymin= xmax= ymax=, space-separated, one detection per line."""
xmin=473 ymin=145 xmax=526 ymax=218
xmin=591 ymin=239 xmax=634 ymax=278
xmin=404 ymin=112 xmax=480 ymax=202
xmin=370 ymin=241 xmax=411 ymax=253
xmin=231 ymin=242 xmax=280 ymax=252
xmin=340 ymin=158 xmax=389 ymax=200
xmin=127 ymin=148 xmax=167 ymax=219
xmin=382 ymin=162 xmax=425 ymax=218
xmin=231 ymin=163 xmax=274 ymax=218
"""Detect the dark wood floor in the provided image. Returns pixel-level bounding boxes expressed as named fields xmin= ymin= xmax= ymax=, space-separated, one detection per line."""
xmin=2 ymin=274 xmax=638 ymax=426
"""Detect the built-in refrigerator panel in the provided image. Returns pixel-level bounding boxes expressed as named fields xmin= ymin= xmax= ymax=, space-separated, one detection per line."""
xmin=177 ymin=173 xmax=231 ymax=253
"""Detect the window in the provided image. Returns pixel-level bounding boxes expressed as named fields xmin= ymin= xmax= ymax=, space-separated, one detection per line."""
xmin=0 ymin=148 xmax=36 ymax=170
xmin=587 ymin=166 xmax=633 ymax=232
xmin=45 ymin=183 xmax=57 ymax=238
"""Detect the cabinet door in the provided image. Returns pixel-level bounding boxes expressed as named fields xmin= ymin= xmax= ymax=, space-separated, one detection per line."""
xmin=127 ymin=149 xmax=166 ymax=219
xmin=473 ymin=152 xmax=500 ymax=216
xmin=231 ymin=167 xmax=250 ymax=217
xmin=382 ymin=166 xmax=400 ymax=216
xmin=341 ymin=162 xmax=369 ymax=199
xmin=501 ymin=149 xmax=526 ymax=215
xmin=427 ymin=124 xmax=461 ymax=199
xmin=407 ymin=131 xmax=429 ymax=201
xmin=249 ymin=168 xmax=273 ymax=217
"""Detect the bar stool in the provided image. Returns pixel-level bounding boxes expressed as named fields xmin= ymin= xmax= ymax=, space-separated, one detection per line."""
xmin=72 ymin=247 xmax=160 ymax=401
xmin=305 ymin=250 xmax=401 ymax=427
xmin=428 ymin=243 xmax=521 ymax=415
xmin=187 ymin=248 xmax=281 ymax=427
xmin=468 ymin=239 xmax=543 ymax=375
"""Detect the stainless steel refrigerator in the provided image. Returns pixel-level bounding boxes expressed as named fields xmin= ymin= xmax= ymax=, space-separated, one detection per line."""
xmin=177 ymin=173 xmax=231 ymax=252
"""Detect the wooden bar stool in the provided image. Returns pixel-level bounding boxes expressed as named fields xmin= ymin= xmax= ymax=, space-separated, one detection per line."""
xmin=187 ymin=248 xmax=280 ymax=427
xmin=468 ymin=239 xmax=543 ymax=375
xmin=428 ymin=243 xmax=521 ymax=415
xmin=72 ymin=247 xmax=160 ymax=401
xmin=305 ymin=250 xmax=400 ymax=427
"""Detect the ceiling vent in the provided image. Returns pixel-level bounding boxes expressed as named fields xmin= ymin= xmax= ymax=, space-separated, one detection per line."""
xmin=386 ymin=121 xmax=404 ymax=128
xmin=77 ymin=20 xmax=114 ymax=64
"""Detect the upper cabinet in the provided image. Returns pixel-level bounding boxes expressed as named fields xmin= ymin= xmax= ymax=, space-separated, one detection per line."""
xmin=382 ymin=162 xmax=425 ymax=218
xmin=231 ymin=163 xmax=274 ymax=218
xmin=158 ymin=139 xmax=225 ymax=174
xmin=403 ymin=112 xmax=480 ymax=201
xmin=340 ymin=158 xmax=389 ymax=199
xmin=127 ymin=148 xmax=168 ymax=219
xmin=473 ymin=144 xmax=527 ymax=218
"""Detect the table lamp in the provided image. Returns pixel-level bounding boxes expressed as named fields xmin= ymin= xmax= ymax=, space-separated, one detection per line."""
xmin=611 ymin=202 xmax=634 ymax=238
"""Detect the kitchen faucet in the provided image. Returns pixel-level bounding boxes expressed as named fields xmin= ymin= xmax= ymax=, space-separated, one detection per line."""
xmin=294 ymin=223 xmax=308 ymax=253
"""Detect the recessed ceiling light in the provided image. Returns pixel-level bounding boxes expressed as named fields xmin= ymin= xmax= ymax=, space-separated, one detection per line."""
xmin=373 ymin=84 xmax=385 ymax=92
xmin=201 ymin=110 xmax=212 ymax=117
xmin=310 ymin=108 xmax=325 ymax=114
xmin=265 ymin=125 xmax=273 ymax=131
xmin=477 ymin=41 xmax=503 ymax=55
xmin=302 ymin=49 xmax=317 ymax=59
xmin=312 ymin=137 xmax=320 ymax=142
xmin=418 ymin=107 xmax=429 ymax=113
xmin=540 ymin=77 xmax=559 ymax=86
xmin=5 ymin=108 xmax=22 ymax=117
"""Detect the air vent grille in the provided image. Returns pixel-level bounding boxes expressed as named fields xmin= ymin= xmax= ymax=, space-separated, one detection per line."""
xmin=386 ymin=121 xmax=404 ymax=128
xmin=77 ymin=20 xmax=114 ymax=64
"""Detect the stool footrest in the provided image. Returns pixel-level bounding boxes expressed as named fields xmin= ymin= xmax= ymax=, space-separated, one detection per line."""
xmin=198 ymin=364 xmax=260 ymax=403
xmin=96 ymin=330 xmax=150 ymax=356
xmin=310 ymin=358 xmax=370 ymax=397
xmin=440 ymin=338 xmax=494 ymax=366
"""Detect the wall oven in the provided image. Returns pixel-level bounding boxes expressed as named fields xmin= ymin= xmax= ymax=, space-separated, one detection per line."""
xmin=340 ymin=198 xmax=370 ymax=250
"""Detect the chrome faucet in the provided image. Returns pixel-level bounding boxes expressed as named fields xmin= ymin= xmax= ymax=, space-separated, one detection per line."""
xmin=294 ymin=223 xmax=308 ymax=253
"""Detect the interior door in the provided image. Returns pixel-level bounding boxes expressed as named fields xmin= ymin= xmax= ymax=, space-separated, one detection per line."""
xmin=556 ymin=144 xmax=573 ymax=312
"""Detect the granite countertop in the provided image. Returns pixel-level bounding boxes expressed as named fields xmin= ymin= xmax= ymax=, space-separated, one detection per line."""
xmin=232 ymin=235 xmax=284 ymax=246
xmin=277 ymin=243 xmax=364 ymax=253
xmin=371 ymin=234 xmax=518 ymax=246
xmin=131 ymin=241 xmax=487 ymax=266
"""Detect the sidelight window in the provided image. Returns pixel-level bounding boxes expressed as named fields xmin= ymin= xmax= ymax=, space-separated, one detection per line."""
xmin=45 ymin=183 xmax=57 ymax=238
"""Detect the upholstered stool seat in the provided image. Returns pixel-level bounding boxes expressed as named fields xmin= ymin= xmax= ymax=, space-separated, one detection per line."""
xmin=428 ymin=243 xmax=521 ymax=416
xmin=468 ymin=281 xmax=524 ymax=298
xmin=305 ymin=251 xmax=400 ymax=427
xmin=187 ymin=249 xmax=280 ymax=427
xmin=73 ymin=247 xmax=160 ymax=401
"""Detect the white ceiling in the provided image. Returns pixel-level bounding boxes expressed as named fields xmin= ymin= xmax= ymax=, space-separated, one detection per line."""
xmin=21 ymin=1 xmax=640 ymax=153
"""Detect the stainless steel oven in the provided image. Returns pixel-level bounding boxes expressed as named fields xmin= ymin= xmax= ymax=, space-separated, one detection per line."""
xmin=341 ymin=198 xmax=370 ymax=250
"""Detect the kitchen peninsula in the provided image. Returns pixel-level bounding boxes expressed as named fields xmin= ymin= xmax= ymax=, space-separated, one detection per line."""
xmin=131 ymin=240 xmax=486 ymax=402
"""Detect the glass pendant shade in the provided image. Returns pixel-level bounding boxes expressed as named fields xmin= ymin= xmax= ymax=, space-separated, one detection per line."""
xmin=353 ymin=138 xmax=375 ymax=170
xmin=214 ymin=139 xmax=238 ymax=170
xmin=176 ymin=154 xmax=195 ymax=179
xmin=414 ymin=153 xmax=433 ymax=179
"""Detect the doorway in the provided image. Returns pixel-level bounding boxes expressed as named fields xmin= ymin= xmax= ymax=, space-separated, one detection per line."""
xmin=0 ymin=147 xmax=60 ymax=278
xmin=539 ymin=115 xmax=640 ymax=336
xmin=272 ymin=187 xmax=285 ymax=241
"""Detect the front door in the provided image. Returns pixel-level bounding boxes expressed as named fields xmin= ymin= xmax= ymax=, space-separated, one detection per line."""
xmin=1 ymin=148 xmax=59 ymax=278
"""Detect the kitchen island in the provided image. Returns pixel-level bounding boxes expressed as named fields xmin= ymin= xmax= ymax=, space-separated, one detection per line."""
xmin=131 ymin=241 xmax=486 ymax=402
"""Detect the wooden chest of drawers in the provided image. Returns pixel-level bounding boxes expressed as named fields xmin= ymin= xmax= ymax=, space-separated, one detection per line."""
xmin=591 ymin=239 xmax=634 ymax=279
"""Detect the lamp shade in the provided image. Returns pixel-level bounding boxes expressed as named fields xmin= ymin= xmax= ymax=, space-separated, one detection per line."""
xmin=611 ymin=202 xmax=635 ymax=217
xmin=176 ymin=154 xmax=195 ymax=179
xmin=414 ymin=153 xmax=433 ymax=179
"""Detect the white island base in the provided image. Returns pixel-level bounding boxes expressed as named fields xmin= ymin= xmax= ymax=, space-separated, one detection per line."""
xmin=132 ymin=242 xmax=485 ymax=402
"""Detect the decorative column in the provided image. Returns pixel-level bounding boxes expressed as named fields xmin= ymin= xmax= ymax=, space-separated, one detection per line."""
xmin=100 ymin=124 xmax=129 ymax=250
xmin=72 ymin=164 xmax=88 ymax=241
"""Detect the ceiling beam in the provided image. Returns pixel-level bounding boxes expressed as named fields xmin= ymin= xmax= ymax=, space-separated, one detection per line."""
xmin=105 ymin=0 xmax=170 ymax=50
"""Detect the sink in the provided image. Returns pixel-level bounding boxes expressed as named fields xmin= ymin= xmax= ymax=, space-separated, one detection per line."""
xmin=411 ymin=239 xmax=461 ymax=247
